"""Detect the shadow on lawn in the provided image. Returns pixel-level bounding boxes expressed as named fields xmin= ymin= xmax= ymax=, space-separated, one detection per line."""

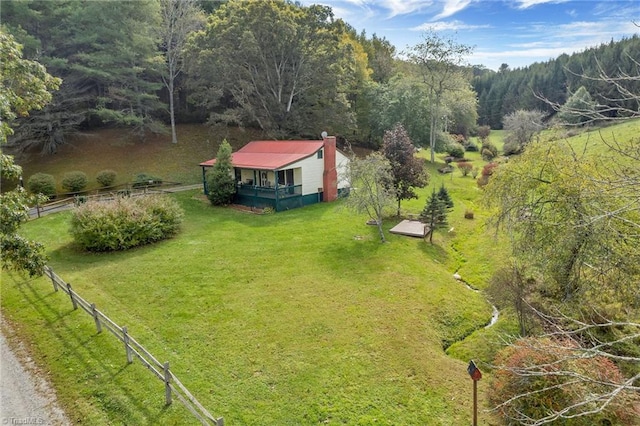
xmin=5 ymin=272 xmax=181 ymax=424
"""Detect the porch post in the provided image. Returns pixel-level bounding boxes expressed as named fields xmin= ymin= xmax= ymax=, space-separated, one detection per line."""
xmin=201 ymin=166 xmax=208 ymax=195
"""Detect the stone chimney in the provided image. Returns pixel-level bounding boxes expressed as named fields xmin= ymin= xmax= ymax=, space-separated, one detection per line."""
xmin=322 ymin=135 xmax=338 ymax=202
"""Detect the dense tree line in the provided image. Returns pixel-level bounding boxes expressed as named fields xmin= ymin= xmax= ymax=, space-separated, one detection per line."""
xmin=474 ymin=35 xmax=640 ymax=128
xmin=2 ymin=0 xmax=637 ymax=153
xmin=1 ymin=0 xmax=477 ymax=153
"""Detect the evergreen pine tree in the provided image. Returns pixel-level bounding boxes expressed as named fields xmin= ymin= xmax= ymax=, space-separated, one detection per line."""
xmin=437 ymin=183 xmax=454 ymax=209
xmin=420 ymin=189 xmax=449 ymax=244
xmin=206 ymin=139 xmax=236 ymax=205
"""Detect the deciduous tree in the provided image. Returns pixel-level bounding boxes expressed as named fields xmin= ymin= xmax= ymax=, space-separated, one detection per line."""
xmin=406 ymin=31 xmax=473 ymax=163
xmin=0 ymin=31 xmax=59 ymax=276
xmin=159 ymin=0 xmax=205 ymax=144
xmin=502 ymin=109 xmax=546 ymax=154
xmin=344 ymin=152 xmax=396 ymax=243
xmin=381 ymin=123 xmax=429 ymax=216
xmin=188 ymin=0 xmax=356 ymax=137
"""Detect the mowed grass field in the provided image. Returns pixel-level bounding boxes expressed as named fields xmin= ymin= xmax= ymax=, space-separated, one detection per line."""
xmin=11 ymin=121 xmax=637 ymax=424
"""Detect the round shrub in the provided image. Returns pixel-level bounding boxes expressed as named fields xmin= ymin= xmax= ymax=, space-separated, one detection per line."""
xmin=70 ymin=195 xmax=183 ymax=252
xmin=464 ymin=141 xmax=479 ymax=152
xmin=481 ymin=141 xmax=498 ymax=161
xmin=502 ymin=141 xmax=522 ymax=156
xmin=62 ymin=171 xmax=88 ymax=193
xmin=446 ymin=142 xmax=465 ymax=159
xmin=132 ymin=173 xmax=163 ymax=188
xmin=457 ymin=161 xmax=474 ymax=177
xmin=27 ymin=173 xmax=56 ymax=197
xmin=96 ymin=169 xmax=117 ymax=187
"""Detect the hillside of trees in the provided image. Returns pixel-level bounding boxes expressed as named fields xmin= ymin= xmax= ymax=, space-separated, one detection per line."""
xmin=2 ymin=0 xmax=638 ymax=154
xmin=473 ymin=35 xmax=640 ymax=128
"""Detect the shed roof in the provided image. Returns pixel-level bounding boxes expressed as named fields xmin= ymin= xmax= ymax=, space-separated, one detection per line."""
xmin=200 ymin=140 xmax=325 ymax=170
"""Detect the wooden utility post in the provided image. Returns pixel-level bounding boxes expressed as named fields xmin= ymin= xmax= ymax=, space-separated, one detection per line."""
xmin=467 ymin=360 xmax=482 ymax=426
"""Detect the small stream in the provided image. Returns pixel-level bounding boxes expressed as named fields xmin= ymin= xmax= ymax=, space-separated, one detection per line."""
xmin=453 ymin=272 xmax=499 ymax=328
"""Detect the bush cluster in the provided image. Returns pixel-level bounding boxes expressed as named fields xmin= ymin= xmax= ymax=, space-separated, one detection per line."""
xmin=27 ymin=173 xmax=56 ymax=197
xmin=132 ymin=173 xmax=163 ymax=188
xmin=477 ymin=162 xmax=498 ymax=188
xmin=70 ymin=195 xmax=183 ymax=252
xmin=96 ymin=169 xmax=117 ymax=187
xmin=62 ymin=171 xmax=88 ymax=193
xmin=481 ymin=141 xmax=499 ymax=161
xmin=446 ymin=142 xmax=466 ymax=159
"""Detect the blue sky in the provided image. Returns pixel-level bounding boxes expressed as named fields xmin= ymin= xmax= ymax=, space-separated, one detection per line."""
xmin=300 ymin=0 xmax=640 ymax=71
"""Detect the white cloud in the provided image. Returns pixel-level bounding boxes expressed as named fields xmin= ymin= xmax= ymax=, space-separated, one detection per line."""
xmin=411 ymin=20 xmax=491 ymax=32
xmin=433 ymin=0 xmax=473 ymax=20
xmin=516 ymin=0 xmax=569 ymax=9
xmin=524 ymin=20 xmax=638 ymax=41
xmin=380 ymin=0 xmax=434 ymax=17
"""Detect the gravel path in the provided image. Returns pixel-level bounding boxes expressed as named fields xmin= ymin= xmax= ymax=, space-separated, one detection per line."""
xmin=0 ymin=316 xmax=70 ymax=426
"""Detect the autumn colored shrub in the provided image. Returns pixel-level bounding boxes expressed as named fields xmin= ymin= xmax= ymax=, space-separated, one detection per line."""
xmin=457 ymin=161 xmax=473 ymax=177
xmin=490 ymin=337 xmax=637 ymax=426
xmin=70 ymin=195 xmax=183 ymax=251
xmin=477 ymin=162 xmax=498 ymax=187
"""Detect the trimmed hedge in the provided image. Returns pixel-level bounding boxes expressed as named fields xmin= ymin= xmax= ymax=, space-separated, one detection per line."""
xmin=70 ymin=195 xmax=183 ymax=252
xmin=27 ymin=173 xmax=56 ymax=197
xmin=96 ymin=169 xmax=117 ymax=187
xmin=62 ymin=171 xmax=88 ymax=193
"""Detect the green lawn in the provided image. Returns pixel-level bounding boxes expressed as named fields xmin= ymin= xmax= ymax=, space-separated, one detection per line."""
xmin=17 ymin=122 xmax=623 ymax=424
xmin=3 ymin=179 xmax=507 ymax=425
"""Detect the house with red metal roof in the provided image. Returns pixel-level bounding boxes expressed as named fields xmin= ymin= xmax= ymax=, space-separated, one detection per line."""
xmin=199 ymin=136 xmax=350 ymax=211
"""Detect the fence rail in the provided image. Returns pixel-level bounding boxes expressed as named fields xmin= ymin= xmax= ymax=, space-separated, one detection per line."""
xmin=43 ymin=266 xmax=224 ymax=426
xmin=31 ymin=181 xmax=184 ymax=218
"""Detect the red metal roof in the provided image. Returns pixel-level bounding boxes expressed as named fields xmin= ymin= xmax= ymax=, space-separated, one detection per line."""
xmin=200 ymin=140 xmax=324 ymax=170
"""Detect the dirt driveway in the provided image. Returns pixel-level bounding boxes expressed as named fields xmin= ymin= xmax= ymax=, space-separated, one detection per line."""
xmin=0 ymin=316 xmax=70 ymax=426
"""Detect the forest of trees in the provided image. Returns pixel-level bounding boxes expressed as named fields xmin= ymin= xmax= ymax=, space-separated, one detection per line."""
xmin=473 ymin=35 xmax=640 ymax=128
xmin=2 ymin=0 xmax=638 ymax=153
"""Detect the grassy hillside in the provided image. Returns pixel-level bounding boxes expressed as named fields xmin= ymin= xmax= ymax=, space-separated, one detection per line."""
xmin=4 ymin=120 xmax=635 ymax=424
xmin=9 ymin=125 xmax=267 ymax=191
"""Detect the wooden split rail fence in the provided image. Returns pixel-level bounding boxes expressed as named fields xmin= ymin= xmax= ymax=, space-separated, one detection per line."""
xmin=43 ymin=266 xmax=224 ymax=426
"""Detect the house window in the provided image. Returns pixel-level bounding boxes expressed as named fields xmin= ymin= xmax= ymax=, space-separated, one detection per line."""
xmin=317 ymin=149 xmax=323 ymax=159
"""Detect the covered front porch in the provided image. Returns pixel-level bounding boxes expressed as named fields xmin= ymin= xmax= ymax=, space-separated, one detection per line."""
xmin=201 ymin=166 xmax=322 ymax=212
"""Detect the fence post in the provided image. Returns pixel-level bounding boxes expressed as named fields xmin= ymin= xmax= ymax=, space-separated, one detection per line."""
xmin=163 ymin=362 xmax=172 ymax=406
xmin=46 ymin=266 xmax=58 ymax=292
xmin=66 ymin=283 xmax=78 ymax=310
xmin=91 ymin=304 xmax=102 ymax=333
xmin=122 ymin=326 xmax=133 ymax=364
xmin=216 ymin=418 xmax=225 ymax=426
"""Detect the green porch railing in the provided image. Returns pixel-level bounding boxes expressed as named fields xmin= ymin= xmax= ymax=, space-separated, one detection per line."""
xmin=234 ymin=184 xmax=304 ymax=211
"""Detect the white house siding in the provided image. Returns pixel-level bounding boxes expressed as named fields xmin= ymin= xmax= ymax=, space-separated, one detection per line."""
xmin=292 ymin=155 xmax=325 ymax=196
xmin=336 ymin=150 xmax=350 ymax=190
